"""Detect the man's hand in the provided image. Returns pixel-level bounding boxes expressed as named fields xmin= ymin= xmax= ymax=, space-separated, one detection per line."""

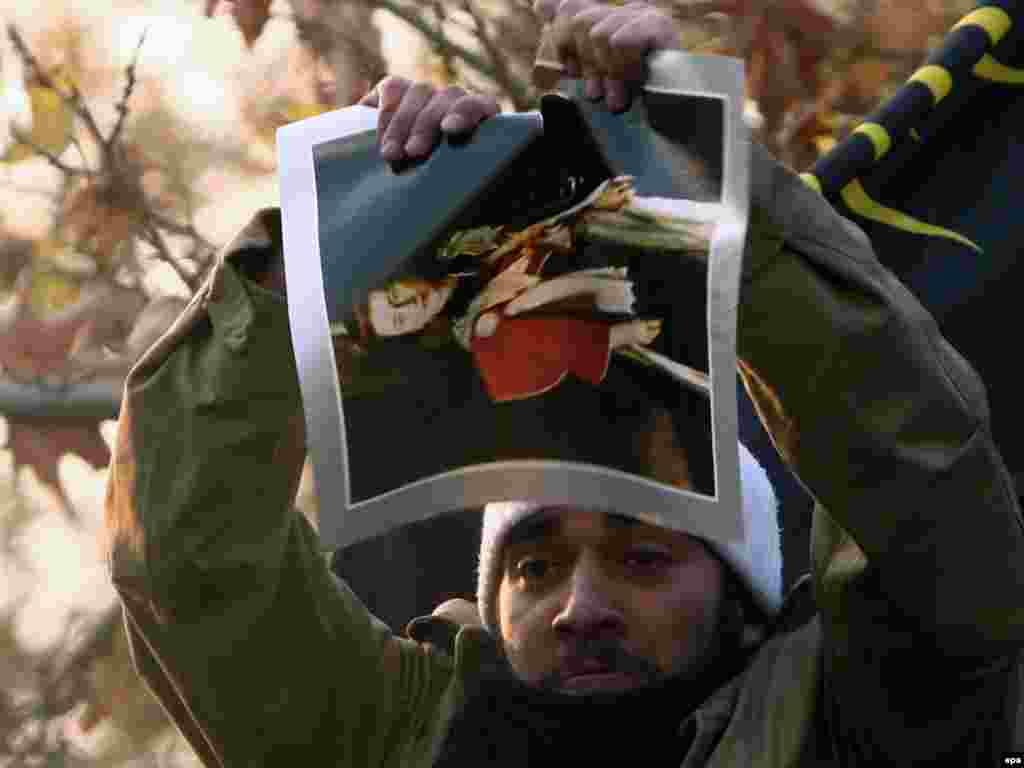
xmin=353 ymin=2 xmax=680 ymax=163
xmin=358 ymin=77 xmax=501 ymax=163
xmin=534 ymin=0 xmax=682 ymax=112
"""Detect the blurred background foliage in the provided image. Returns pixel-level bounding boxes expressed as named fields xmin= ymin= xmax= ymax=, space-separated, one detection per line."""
xmin=0 ymin=0 xmax=978 ymax=763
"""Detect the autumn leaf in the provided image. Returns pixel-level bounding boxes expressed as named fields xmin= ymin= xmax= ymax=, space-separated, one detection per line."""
xmin=813 ymin=133 xmax=837 ymax=155
xmin=240 ymin=0 xmax=274 ymax=47
xmin=283 ymin=101 xmax=331 ymax=123
xmin=775 ymin=0 xmax=840 ymax=44
xmin=213 ymin=0 xmax=274 ymax=48
xmin=865 ymin=0 xmax=947 ymax=54
xmin=0 ymin=238 xmax=33 ymax=288
xmin=844 ymin=56 xmax=892 ymax=113
xmin=265 ymin=98 xmax=331 ymax=137
xmin=0 ymin=269 xmax=92 ymax=382
xmin=1 ymin=267 xmax=171 ymax=383
xmin=0 ymin=265 xmax=151 ymax=514
xmin=28 ymin=265 xmax=81 ymax=315
xmin=244 ymin=94 xmax=330 ymax=147
xmin=62 ymin=177 xmax=144 ymax=269
xmin=5 ymin=416 xmax=111 ymax=516
xmin=2 ymin=79 xmax=75 ymax=164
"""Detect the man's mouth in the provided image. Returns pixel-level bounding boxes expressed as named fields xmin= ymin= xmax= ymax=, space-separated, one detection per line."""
xmin=559 ymin=670 xmax=644 ymax=694
xmin=556 ymin=658 xmax=648 ymax=694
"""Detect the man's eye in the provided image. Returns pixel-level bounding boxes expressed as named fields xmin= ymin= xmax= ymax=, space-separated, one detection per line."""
xmin=624 ymin=549 xmax=672 ymax=570
xmin=515 ymin=557 xmax=553 ymax=583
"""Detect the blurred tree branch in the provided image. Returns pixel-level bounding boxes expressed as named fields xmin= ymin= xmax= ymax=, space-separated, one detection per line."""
xmin=1 ymin=24 xmax=198 ymax=512
xmin=0 ymin=379 xmax=119 ymax=421
xmin=369 ymin=0 xmax=535 ymax=108
xmin=5 ymin=24 xmax=215 ymax=293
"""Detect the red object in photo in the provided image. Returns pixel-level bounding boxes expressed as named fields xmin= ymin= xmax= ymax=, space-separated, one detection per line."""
xmin=470 ymin=315 xmax=611 ymax=402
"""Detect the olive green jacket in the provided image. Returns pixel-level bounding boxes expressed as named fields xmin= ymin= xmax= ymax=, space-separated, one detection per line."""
xmin=105 ymin=144 xmax=1024 ymax=766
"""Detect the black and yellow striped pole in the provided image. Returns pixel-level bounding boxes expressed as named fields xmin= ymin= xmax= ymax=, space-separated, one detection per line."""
xmin=803 ymin=0 xmax=1024 ymax=481
xmin=805 ymin=1 xmax=1022 ymax=250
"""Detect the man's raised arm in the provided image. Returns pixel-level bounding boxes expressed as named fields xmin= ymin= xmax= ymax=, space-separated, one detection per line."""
xmin=738 ymin=142 xmax=1024 ymax=756
xmin=738 ymin=142 xmax=1024 ymax=658
xmin=104 ymin=211 xmax=456 ymax=766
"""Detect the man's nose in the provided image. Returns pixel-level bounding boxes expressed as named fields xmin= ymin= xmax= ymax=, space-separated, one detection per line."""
xmin=551 ymin=555 xmax=625 ymax=639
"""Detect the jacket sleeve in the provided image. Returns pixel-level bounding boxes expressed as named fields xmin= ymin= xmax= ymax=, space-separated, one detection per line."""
xmin=736 ymin=145 xmax=1024 ymax=757
xmin=104 ymin=210 xmax=456 ymax=767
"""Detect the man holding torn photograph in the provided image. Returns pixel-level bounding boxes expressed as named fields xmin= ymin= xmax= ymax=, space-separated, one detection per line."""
xmin=104 ymin=0 xmax=1024 ymax=765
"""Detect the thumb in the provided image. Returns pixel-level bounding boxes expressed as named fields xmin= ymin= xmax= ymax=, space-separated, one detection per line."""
xmin=357 ymin=87 xmax=379 ymax=107
xmin=377 ymin=76 xmax=411 ymax=114
xmin=358 ymin=76 xmax=411 ymax=112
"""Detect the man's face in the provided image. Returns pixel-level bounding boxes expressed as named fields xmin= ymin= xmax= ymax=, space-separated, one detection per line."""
xmin=496 ymin=508 xmax=725 ymax=695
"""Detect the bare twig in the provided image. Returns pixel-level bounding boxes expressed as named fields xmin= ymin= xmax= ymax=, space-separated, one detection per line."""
xmin=8 ymin=125 xmax=95 ymax=177
xmin=68 ymin=134 xmax=90 ymax=168
xmin=8 ymin=22 xmax=211 ymax=295
xmin=369 ymin=0 xmax=534 ymax=108
xmin=324 ymin=30 xmax=389 ymax=94
xmin=147 ymin=209 xmax=216 ymax=252
xmin=141 ymin=217 xmax=199 ymax=291
xmin=505 ymin=0 xmax=546 ymax=40
xmin=108 ymin=28 xmax=148 ymax=152
xmin=429 ymin=2 xmax=458 ymax=84
xmin=461 ymin=0 xmax=531 ymax=110
xmin=6 ymin=24 xmax=51 ymax=87
xmin=440 ymin=10 xmax=478 ymax=36
xmin=64 ymin=78 xmax=106 ymax=150
xmin=291 ymin=9 xmax=388 ymax=90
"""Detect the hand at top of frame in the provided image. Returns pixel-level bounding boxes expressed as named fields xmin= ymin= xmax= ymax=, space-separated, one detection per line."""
xmin=355 ymin=3 xmax=684 ymax=165
xmin=533 ymin=0 xmax=682 ymax=113
xmin=357 ymin=77 xmax=502 ymax=164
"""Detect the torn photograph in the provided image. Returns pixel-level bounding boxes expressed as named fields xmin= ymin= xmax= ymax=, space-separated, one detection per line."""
xmin=278 ymin=51 xmax=749 ymax=553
